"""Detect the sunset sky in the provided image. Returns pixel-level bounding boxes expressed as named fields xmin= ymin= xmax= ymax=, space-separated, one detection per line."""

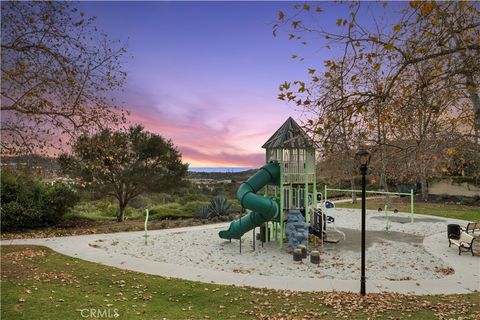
xmin=77 ymin=1 xmax=384 ymax=168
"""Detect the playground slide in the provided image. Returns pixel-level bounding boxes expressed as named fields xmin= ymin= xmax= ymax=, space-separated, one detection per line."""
xmin=218 ymin=162 xmax=280 ymax=240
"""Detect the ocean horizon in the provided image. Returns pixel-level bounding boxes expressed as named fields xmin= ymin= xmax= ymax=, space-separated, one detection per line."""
xmin=188 ymin=167 xmax=254 ymax=173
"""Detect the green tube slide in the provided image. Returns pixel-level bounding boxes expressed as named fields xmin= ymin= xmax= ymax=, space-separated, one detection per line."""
xmin=218 ymin=161 xmax=280 ymax=240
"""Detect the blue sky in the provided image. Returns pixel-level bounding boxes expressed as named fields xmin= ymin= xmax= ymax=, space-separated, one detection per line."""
xmin=77 ymin=1 xmax=383 ymax=167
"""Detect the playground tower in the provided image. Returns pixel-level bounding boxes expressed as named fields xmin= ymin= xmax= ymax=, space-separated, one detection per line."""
xmin=262 ymin=117 xmax=317 ymax=248
xmin=218 ymin=117 xmax=317 ymax=249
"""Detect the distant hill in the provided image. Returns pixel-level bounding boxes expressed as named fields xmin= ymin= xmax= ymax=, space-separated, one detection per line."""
xmin=2 ymin=155 xmax=261 ymax=182
xmin=187 ymin=169 xmax=257 ymax=182
xmin=1 ymin=154 xmax=59 ymax=171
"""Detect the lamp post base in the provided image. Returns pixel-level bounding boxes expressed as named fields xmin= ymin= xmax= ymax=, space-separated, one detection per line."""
xmin=360 ymin=277 xmax=366 ymax=296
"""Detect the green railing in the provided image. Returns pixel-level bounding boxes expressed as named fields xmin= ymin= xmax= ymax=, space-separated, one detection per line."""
xmin=144 ymin=208 xmax=149 ymax=245
xmin=324 ymin=186 xmax=415 ymax=223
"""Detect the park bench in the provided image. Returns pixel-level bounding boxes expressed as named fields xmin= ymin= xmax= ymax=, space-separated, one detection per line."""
xmin=461 ymin=222 xmax=480 ymax=235
xmin=449 ymin=231 xmax=475 ymax=256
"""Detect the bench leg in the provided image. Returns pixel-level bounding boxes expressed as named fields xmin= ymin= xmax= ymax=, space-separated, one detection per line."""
xmin=449 ymin=239 xmax=451 ymax=247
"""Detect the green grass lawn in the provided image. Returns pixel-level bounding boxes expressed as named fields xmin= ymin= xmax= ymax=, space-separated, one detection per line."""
xmin=336 ymin=198 xmax=480 ymax=221
xmin=1 ymin=245 xmax=479 ymax=319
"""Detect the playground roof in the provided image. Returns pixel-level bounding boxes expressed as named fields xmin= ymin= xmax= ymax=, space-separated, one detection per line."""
xmin=262 ymin=117 xmax=315 ymax=149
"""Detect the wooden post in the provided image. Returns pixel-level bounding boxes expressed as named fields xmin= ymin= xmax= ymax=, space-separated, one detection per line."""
xmin=293 ymin=248 xmax=303 ymax=261
xmin=310 ymin=250 xmax=320 ymax=264
xmin=298 ymin=244 xmax=307 ymax=259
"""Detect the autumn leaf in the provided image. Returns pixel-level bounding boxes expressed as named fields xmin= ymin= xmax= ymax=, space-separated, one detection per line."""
xmin=303 ymin=4 xmax=310 ymax=11
xmin=409 ymin=1 xmax=421 ymax=9
xmin=336 ymin=18 xmax=343 ymax=26
xmin=385 ymin=42 xmax=394 ymax=51
xmin=421 ymin=3 xmax=434 ymax=15
xmin=278 ymin=11 xmax=285 ymax=21
xmin=315 ymin=7 xmax=323 ymax=13
xmin=373 ymin=63 xmax=381 ymax=71
xmin=308 ymin=68 xmax=316 ymax=74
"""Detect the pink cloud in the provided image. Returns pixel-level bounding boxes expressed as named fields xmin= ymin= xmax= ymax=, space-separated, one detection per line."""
xmin=179 ymin=146 xmax=263 ymax=167
xmin=121 ymin=85 xmax=303 ymax=167
xmin=127 ymin=108 xmax=266 ymax=167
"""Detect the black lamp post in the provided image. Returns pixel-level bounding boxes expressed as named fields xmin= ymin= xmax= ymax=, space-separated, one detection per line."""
xmin=355 ymin=148 xmax=371 ymax=296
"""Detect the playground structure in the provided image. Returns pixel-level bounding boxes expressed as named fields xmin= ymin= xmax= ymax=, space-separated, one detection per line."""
xmin=218 ymin=117 xmax=419 ymax=252
xmin=324 ymin=186 xmax=415 ymax=223
xmin=324 ymin=186 xmax=415 ymax=232
xmin=219 ymin=117 xmax=336 ymax=251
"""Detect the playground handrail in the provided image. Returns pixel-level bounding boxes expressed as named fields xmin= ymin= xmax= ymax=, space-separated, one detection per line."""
xmin=324 ymin=186 xmax=415 ymax=223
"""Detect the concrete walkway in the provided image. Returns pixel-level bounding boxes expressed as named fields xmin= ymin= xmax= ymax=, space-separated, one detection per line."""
xmin=2 ymin=214 xmax=479 ymax=295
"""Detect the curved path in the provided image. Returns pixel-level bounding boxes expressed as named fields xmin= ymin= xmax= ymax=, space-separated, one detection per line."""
xmin=2 ymin=212 xmax=479 ymax=295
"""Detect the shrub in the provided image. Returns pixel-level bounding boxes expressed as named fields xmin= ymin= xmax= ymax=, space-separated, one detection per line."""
xmin=129 ymin=193 xmax=174 ymax=209
xmin=182 ymin=201 xmax=209 ymax=214
xmin=147 ymin=201 xmax=215 ymax=220
xmin=40 ymin=183 xmax=80 ymax=225
xmin=229 ymin=201 xmax=242 ymax=214
xmin=177 ymin=192 xmax=208 ymax=205
xmin=148 ymin=203 xmax=191 ymax=220
xmin=193 ymin=205 xmax=210 ymax=219
xmin=1 ymin=171 xmax=79 ymax=231
xmin=209 ymin=196 xmax=232 ymax=218
xmin=68 ymin=199 xmax=117 ymax=221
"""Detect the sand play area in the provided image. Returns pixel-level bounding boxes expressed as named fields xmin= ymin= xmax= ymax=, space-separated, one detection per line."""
xmin=91 ymin=208 xmax=457 ymax=281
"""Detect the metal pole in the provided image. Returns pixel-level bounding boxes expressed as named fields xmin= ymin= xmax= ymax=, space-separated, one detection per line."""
xmin=279 ymin=148 xmax=284 ymax=248
xmin=304 ymin=150 xmax=309 ymax=223
xmin=239 ymin=215 xmax=242 ymax=253
xmin=410 ymin=189 xmax=414 ymax=223
xmin=144 ymin=208 xmax=149 ymax=245
xmin=322 ymin=188 xmax=411 ymax=196
xmin=360 ymin=165 xmax=367 ymax=296
xmin=252 ymin=227 xmax=255 ymax=250
xmin=324 ymin=185 xmax=327 ymax=203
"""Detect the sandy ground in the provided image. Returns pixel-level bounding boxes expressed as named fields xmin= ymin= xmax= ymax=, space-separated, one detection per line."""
xmin=92 ymin=209 xmax=454 ymax=281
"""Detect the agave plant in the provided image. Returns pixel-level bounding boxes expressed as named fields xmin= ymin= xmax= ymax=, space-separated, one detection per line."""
xmin=208 ymin=196 xmax=232 ymax=218
xmin=194 ymin=205 xmax=210 ymax=220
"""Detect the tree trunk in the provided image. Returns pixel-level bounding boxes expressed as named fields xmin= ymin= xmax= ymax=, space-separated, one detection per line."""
xmin=465 ymin=72 xmax=480 ymax=137
xmin=116 ymin=182 xmax=127 ymax=222
xmin=420 ymin=168 xmax=429 ymax=201
xmin=117 ymin=202 xmax=126 ymax=222
xmin=376 ymin=104 xmax=389 ymax=192
xmin=378 ymin=167 xmax=389 ymax=192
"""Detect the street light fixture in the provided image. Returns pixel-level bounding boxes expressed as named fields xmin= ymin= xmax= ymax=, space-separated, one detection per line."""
xmin=355 ymin=148 xmax=371 ymax=296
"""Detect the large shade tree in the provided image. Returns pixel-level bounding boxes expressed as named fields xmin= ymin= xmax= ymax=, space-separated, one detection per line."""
xmin=274 ymin=1 xmax=480 ymax=196
xmin=1 ymin=1 xmax=128 ymax=154
xmin=275 ymin=1 xmax=480 ymax=132
xmin=59 ymin=126 xmax=188 ymax=222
